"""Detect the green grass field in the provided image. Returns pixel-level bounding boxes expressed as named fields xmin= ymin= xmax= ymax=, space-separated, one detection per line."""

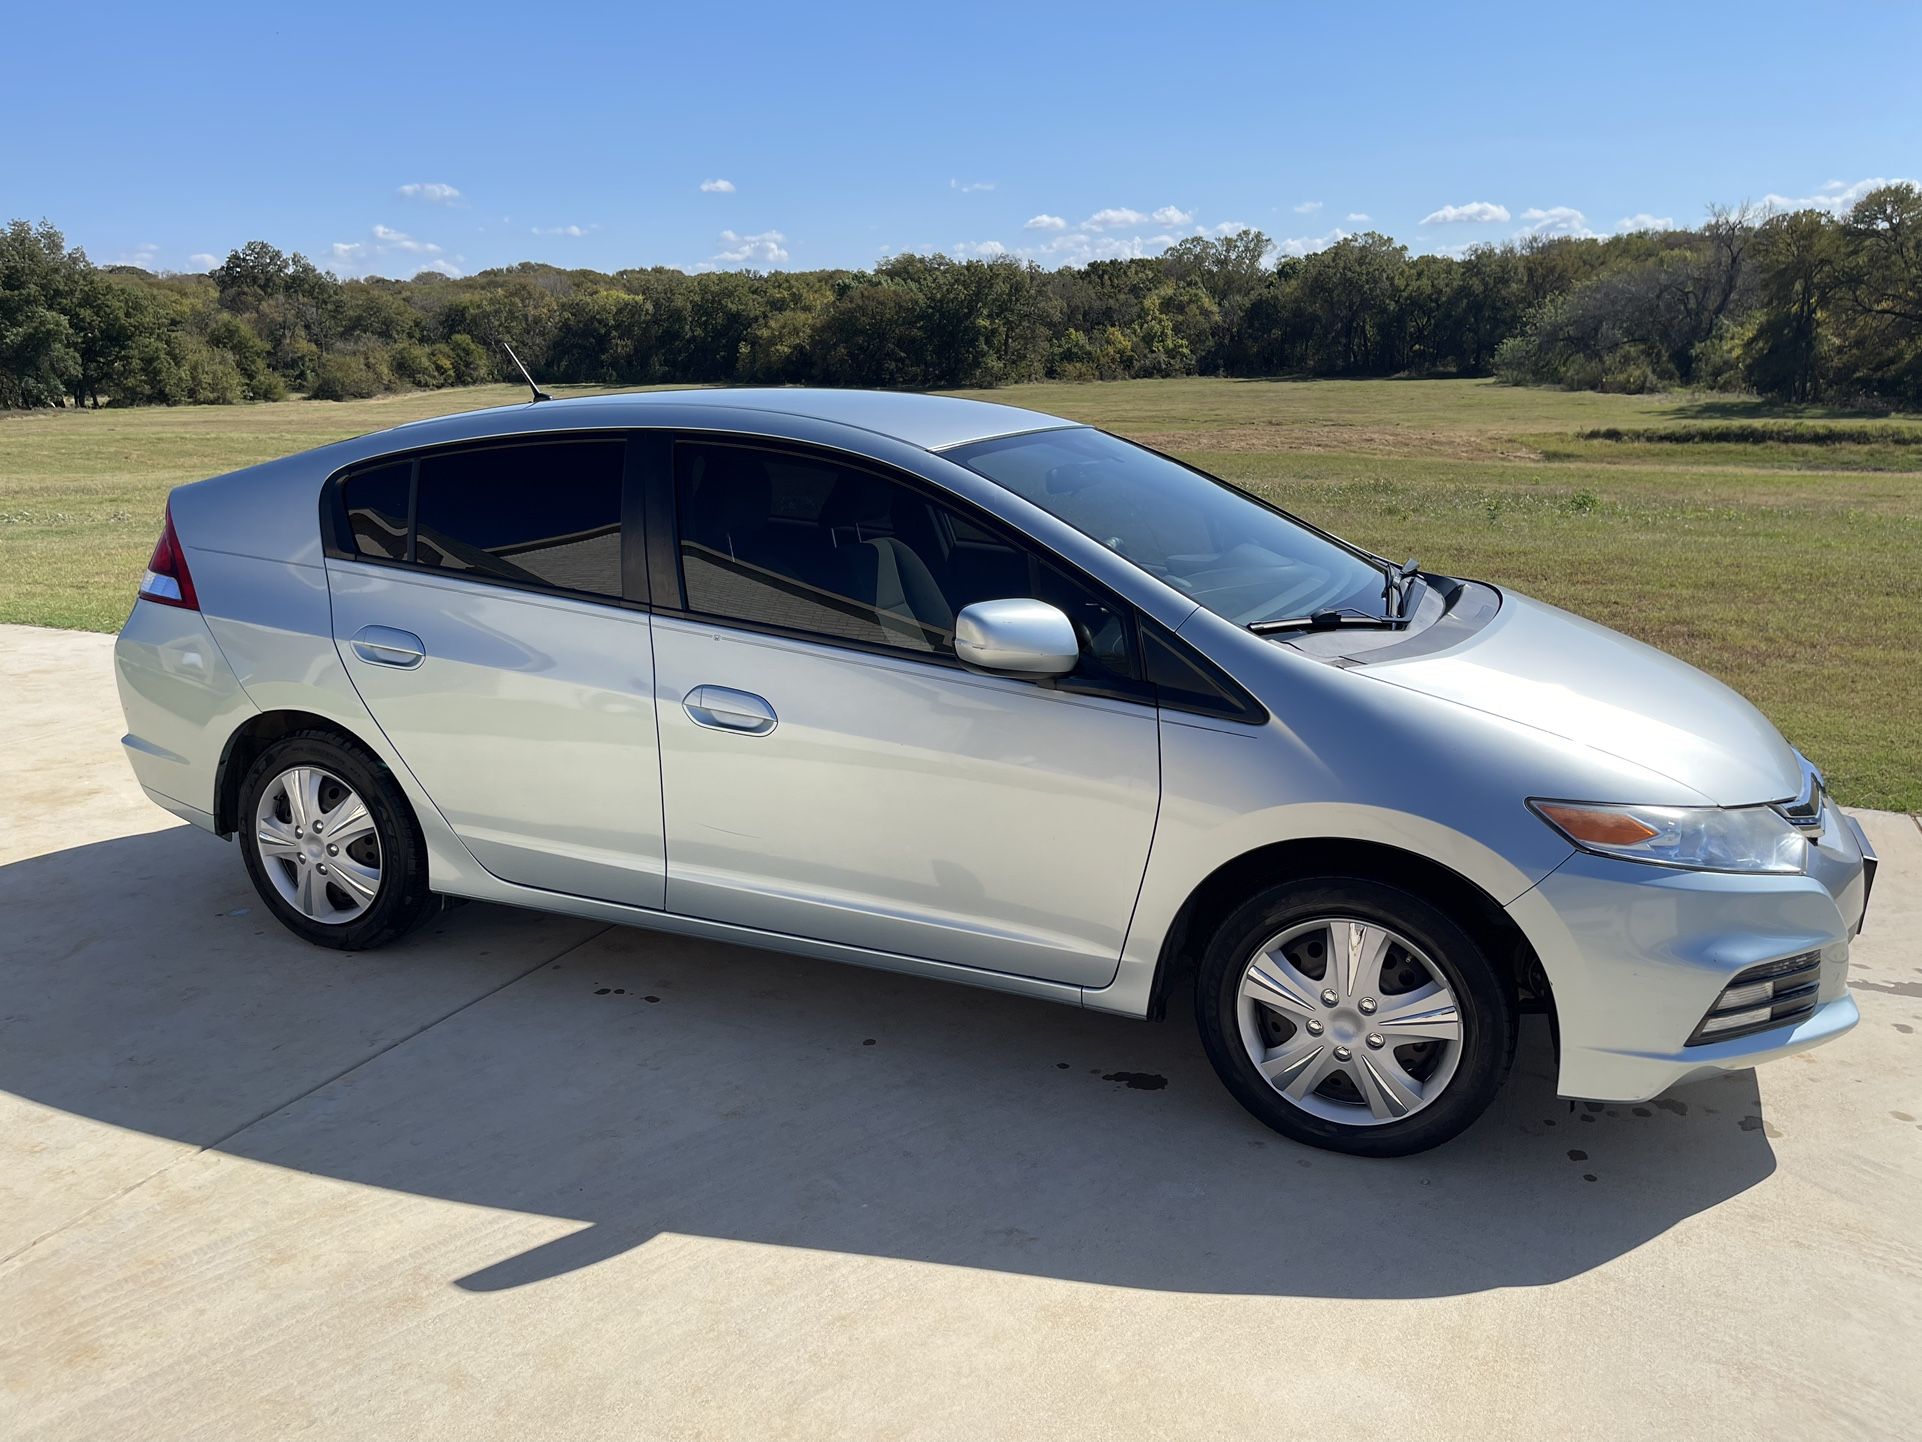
xmin=4 ymin=377 xmax=1918 ymax=809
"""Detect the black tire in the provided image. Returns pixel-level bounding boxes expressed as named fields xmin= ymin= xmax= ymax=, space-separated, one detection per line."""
xmin=236 ymin=729 xmax=435 ymax=951
xmin=1195 ymin=876 xmax=1516 ymax=1157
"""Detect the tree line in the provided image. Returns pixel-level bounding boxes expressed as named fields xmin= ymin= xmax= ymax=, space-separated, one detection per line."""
xmin=3 ymin=185 xmax=1917 ymax=411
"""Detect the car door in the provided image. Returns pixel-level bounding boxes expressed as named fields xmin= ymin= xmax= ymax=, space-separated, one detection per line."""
xmin=323 ymin=434 xmax=666 ymax=909
xmin=648 ymin=436 xmax=1161 ymax=988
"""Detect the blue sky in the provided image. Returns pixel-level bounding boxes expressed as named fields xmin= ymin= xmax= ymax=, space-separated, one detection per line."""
xmin=5 ymin=1 xmax=1917 ymax=278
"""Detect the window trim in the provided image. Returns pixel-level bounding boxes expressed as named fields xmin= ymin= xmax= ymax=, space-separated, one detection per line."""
xmin=321 ymin=431 xmax=648 ymax=613
xmin=649 ymin=431 xmax=1156 ymax=706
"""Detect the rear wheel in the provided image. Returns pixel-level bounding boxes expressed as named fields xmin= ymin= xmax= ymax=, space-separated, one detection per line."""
xmin=238 ymin=731 xmax=433 ymax=950
xmin=1195 ymin=877 xmax=1515 ymax=1156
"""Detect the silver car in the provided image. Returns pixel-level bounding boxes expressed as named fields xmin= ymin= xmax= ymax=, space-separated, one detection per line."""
xmin=114 ymin=389 xmax=1876 ymax=1155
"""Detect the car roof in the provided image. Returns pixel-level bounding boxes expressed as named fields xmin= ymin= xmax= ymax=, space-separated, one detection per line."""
xmin=379 ymin=387 xmax=1073 ymax=453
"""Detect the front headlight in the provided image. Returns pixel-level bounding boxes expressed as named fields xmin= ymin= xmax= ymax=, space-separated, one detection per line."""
xmin=1528 ymin=800 xmax=1807 ymax=875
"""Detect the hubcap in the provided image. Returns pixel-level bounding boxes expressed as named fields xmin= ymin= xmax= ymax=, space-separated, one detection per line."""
xmin=254 ymin=766 xmax=381 ymax=923
xmin=1236 ymin=916 xmax=1464 ymax=1127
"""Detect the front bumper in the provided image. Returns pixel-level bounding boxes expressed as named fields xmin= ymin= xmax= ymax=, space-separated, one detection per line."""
xmin=1507 ymin=808 xmax=1870 ymax=1102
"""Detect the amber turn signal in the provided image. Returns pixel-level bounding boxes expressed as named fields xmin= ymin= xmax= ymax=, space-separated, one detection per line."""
xmin=1533 ymin=803 xmax=1661 ymax=845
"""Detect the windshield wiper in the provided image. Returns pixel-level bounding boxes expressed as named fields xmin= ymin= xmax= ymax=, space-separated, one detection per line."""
xmin=1383 ymin=556 xmax=1421 ymax=618
xmin=1248 ymin=607 xmax=1406 ymax=635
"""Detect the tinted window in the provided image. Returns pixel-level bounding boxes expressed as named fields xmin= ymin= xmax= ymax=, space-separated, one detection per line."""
xmin=675 ymin=442 xmax=1136 ymax=680
xmin=343 ymin=461 xmax=411 ymax=561
xmin=414 ymin=440 xmax=625 ymax=598
xmin=947 ymin=428 xmax=1391 ymax=627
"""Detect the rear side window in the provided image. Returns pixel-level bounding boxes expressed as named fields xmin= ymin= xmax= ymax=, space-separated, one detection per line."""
xmin=343 ymin=462 xmax=411 ymax=561
xmin=337 ymin=439 xmax=629 ymax=600
xmin=416 ymin=441 xmax=625 ymax=597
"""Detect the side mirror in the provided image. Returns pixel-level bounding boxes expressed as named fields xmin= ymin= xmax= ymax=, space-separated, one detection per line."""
xmin=953 ymin=599 xmax=1079 ymax=678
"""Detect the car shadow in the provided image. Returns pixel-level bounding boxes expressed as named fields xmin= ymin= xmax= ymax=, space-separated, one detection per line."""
xmin=0 ymin=826 xmax=1778 ymax=1298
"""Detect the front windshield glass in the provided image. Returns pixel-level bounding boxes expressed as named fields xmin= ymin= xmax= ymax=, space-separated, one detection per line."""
xmin=945 ymin=427 xmax=1390 ymax=626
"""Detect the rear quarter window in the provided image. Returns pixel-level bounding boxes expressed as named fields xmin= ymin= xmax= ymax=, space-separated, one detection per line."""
xmin=342 ymin=462 xmax=411 ymax=561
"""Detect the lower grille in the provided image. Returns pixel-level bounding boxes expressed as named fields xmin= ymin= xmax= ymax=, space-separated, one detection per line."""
xmin=1687 ymin=951 xmax=1824 ymax=1046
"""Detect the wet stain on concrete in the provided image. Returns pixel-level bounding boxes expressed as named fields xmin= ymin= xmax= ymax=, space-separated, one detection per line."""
xmin=1892 ymin=1111 xmax=1915 ymax=1122
xmin=1578 ymin=1113 xmax=1595 ymax=1124
xmin=1055 ymin=1062 xmax=1070 ymax=1070
xmin=1582 ymin=1173 xmax=1598 ymax=1182
xmin=1739 ymin=1115 xmax=1786 ymax=1138
xmin=1655 ymin=1098 xmax=1688 ymax=1117
xmin=1632 ymin=1106 xmax=1653 ymax=1117
xmin=643 ymin=995 xmax=660 ymax=1003
xmin=861 ymin=1038 xmax=876 ymax=1046
xmin=1102 ymin=1071 xmax=1168 ymax=1091
xmin=594 ymin=988 xmax=611 ymax=995
xmin=1567 ymin=1149 xmax=1588 ymax=1162
xmin=1896 ymin=1023 xmax=1915 ymax=1035
xmin=1852 ymin=978 xmax=1922 ymax=999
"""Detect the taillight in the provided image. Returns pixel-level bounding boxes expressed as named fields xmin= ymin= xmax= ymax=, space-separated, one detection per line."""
xmin=139 ymin=504 xmax=200 ymax=610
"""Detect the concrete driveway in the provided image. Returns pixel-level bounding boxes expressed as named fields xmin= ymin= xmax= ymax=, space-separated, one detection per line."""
xmin=2 ymin=621 xmax=1918 ymax=1441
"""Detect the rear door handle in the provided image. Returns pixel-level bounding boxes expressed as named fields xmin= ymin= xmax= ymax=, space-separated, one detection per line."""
xmin=683 ymin=685 xmax=777 ymax=736
xmin=350 ymin=625 xmax=426 ymax=669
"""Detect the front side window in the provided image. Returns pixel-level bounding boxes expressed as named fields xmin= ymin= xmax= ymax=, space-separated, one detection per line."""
xmin=339 ymin=439 xmax=627 ymax=600
xmin=674 ymin=441 xmax=1136 ymax=681
xmin=945 ymin=427 xmax=1391 ymax=627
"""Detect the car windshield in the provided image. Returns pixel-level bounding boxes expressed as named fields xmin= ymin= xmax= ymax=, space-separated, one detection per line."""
xmin=945 ymin=427 xmax=1391 ymax=627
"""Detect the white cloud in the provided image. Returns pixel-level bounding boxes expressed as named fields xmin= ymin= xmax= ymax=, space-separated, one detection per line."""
xmin=1761 ymin=176 xmax=1916 ymax=212
xmin=328 ymin=225 xmax=450 ymax=275
xmin=1081 ymin=205 xmax=1194 ymax=230
xmin=954 ymin=240 xmax=1007 ymax=258
xmin=532 ymin=224 xmax=590 ymax=237
xmin=370 ymin=224 xmax=442 ymax=253
xmin=1346 ymin=211 xmax=1371 ymax=222
xmin=1616 ymin=212 xmax=1674 ymax=232
xmin=709 ymin=228 xmax=789 ymax=267
xmin=1274 ymin=227 xmax=1350 ymax=258
xmin=950 ymin=178 xmax=996 ymax=192
xmin=397 ymin=182 xmax=461 ymax=204
xmin=1211 ymin=220 xmax=1250 ymax=234
xmin=1518 ymin=205 xmax=1594 ymax=237
xmin=188 ymin=252 xmax=219 ymax=270
xmin=1292 ymin=200 xmax=1323 ymax=215
xmin=418 ymin=259 xmax=463 ymax=277
xmin=699 ymin=178 xmax=736 ymax=193
xmin=1024 ymin=214 xmax=1067 ymax=230
xmin=1018 ymin=230 xmax=1149 ymax=265
xmin=1421 ymin=201 xmax=1510 ymax=225
xmin=115 ymin=242 xmax=161 ymax=270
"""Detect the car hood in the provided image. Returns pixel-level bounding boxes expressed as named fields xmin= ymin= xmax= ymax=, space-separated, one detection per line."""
xmin=1361 ymin=591 xmax=1803 ymax=806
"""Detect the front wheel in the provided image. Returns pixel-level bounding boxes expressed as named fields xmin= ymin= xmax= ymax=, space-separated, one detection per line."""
xmin=1195 ymin=877 xmax=1515 ymax=1157
xmin=237 ymin=730 xmax=434 ymax=951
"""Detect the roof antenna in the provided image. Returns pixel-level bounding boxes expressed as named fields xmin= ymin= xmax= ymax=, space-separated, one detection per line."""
xmin=501 ymin=341 xmax=551 ymax=403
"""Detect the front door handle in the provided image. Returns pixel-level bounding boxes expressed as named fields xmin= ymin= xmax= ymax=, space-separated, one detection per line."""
xmin=683 ymin=685 xmax=777 ymax=736
xmin=350 ymin=625 xmax=426 ymax=669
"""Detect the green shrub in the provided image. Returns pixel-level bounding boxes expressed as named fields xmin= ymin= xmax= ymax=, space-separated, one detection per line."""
xmin=308 ymin=351 xmax=384 ymax=401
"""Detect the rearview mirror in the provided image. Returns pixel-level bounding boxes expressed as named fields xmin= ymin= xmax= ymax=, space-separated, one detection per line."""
xmin=953 ymin=599 xmax=1079 ymax=678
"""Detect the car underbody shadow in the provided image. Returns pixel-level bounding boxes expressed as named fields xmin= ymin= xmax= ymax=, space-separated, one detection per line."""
xmin=1 ymin=826 xmax=1776 ymax=1299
